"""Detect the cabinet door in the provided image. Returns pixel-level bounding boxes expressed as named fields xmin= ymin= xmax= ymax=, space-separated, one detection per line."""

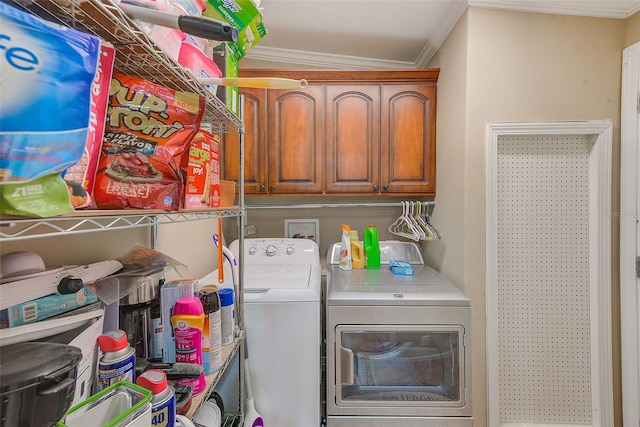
xmin=267 ymin=85 xmax=324 ymax=194
xmin=325 ymin=85 xmax=380 ymax=193
xmin=223 ymin=88 xmax=267 ymax=193
xmin=380 ymin=84 xmax=436 ymax=194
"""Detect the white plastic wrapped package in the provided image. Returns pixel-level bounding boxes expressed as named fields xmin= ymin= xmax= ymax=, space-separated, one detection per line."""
xmin=0 ymin=2 xmax=101 ymax=217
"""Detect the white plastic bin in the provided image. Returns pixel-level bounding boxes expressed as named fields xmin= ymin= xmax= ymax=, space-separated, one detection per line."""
xmin=58 ymin=381 xmax=151 ymax=427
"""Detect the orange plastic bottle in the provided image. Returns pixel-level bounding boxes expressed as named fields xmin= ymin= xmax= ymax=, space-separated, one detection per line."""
xmin=349 ymin=230 xmax=365 ymax=269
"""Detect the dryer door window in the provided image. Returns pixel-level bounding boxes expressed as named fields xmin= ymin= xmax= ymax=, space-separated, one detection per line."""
xmin=335 ymin=325 xmax=466 ymax=408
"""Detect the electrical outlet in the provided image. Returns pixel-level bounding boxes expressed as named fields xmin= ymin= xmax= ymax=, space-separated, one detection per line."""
xmin=284 ymin=219 xmax=319 ymax=246
xmin=244 ymin=224 xmax=256 ymax=236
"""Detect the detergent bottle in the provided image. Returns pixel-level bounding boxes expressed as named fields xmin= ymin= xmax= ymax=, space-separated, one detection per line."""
xmin=338 ymin=224 xmax=352 ymax=271
xmin=171 ymin=296 xmax=207 ymax=395
xmin=349 ymin=229 xmax=365 ymax=269
xmin=363 ymin=224 xmax=381 ymax=269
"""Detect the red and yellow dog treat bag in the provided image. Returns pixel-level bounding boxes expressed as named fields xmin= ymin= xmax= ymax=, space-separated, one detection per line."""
xmin=93 ymin=73 xmax=205 ymax=210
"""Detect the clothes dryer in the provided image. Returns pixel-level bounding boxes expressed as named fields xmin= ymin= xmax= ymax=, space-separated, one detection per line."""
xmin=325 ymin=241 xmax=472 ymax=427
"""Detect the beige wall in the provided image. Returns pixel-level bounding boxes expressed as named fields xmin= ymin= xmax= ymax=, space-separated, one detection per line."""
xmin=1 ymin=228 xmax=149 ymax=266
xmin=431 ymin=7 xmax=628 ymax=426
xmin=627 ymin=10 xmax=640 ymax=45
xmin=421 ymin=12 xmax=468 ymax=288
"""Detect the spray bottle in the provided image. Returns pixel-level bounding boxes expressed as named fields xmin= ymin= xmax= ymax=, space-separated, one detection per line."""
xmin=338 ymin=224 xmax=352 ymax=271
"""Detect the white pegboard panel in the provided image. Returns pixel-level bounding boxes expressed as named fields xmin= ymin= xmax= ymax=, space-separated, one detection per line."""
xmin=496 ymin=135 xmax=592 ymax=424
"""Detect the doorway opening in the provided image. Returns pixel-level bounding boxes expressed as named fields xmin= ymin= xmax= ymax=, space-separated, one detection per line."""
xmin=486 ymin=121 xmax=613 ymax=427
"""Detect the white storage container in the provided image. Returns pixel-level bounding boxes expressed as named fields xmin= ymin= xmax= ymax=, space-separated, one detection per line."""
xmin=58 ymin=381 xmax=151 ymax=427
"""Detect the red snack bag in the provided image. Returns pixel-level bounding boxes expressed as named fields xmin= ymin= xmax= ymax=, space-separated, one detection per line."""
xmin=93 ymin=73 xmax=205 ymax=210
xmin=64 ymin=42 xmax=116 ymax=209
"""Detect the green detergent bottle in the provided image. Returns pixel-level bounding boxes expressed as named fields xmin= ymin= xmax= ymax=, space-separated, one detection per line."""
xmin=363 ymin=224 xmax=380 ymax=269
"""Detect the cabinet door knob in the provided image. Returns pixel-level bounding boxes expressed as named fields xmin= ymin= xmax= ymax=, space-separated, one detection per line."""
xmin=383 ymin=185 xmax=389 ymax=191
xmin=260 ymin=185 xmax=266 ymax=192
xmin=373 ymin=185 xmax=379 ymax=191
xmin=269 ymin=185 xmax=276 ymax=192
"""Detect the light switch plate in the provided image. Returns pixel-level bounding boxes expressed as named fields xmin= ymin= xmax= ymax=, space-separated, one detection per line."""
xmin=284 ymin=219 xmax=320 ymax=247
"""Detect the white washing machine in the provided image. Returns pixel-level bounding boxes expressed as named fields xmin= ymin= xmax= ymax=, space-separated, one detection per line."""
xmin=230 ymin=238 xmax=322 ymax=427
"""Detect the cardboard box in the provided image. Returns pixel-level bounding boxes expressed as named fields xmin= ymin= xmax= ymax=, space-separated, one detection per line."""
xmin=185 ymin=131 xmax=221 ymax=209
xmin=0 ymin=288 xmax=99 ymax=328
xmin=389 ymin=259 xmax=414 ymax=276
xmin=210 ymin=133 xmax=221 ymax=207
xmin=185 ymin=133 xmax=213 ymax=209
xmin=160 ymin=278 xmax=199 ymax=362
xmin=203 ymin=0 xmax=267 ymax=63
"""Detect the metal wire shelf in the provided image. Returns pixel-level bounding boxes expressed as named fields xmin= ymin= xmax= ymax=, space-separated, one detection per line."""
xmin=14 ymin=0 xmax=244 ymax=134
xmin=0 ymin=208 xmax=244 ymax=241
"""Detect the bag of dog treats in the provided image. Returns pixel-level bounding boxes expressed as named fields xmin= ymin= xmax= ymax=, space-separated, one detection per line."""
xmin=93 ymin=73 xmax=206 ymax=210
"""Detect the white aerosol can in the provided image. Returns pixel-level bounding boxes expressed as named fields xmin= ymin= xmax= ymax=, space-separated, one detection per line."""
xmin=96 ymin=329 xmax=136 ymax=391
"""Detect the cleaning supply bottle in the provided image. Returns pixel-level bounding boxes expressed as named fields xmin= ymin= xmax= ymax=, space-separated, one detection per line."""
xmin=363 ymin=224 xmax=381 ymax=269
xmin=338 ymin=224 xmax=352 ymax=271
xmin=218 ymin=288 xmax=235 ymax=345
xmin=349 ymin=229 xmax=365 ymax=269
xmin=171 ymin=296 xmax=207 ymax=395
xmin=199 ymin=285 xmax=223 ymax=374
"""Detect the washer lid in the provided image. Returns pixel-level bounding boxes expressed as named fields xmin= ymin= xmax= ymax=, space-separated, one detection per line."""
xmin=244 ymin=264 xmax=312 ymax=290
xmin=243 ymin=264 xmax=321 ymax=302
xmin=326 ymin=265 xmax=470 ymax=306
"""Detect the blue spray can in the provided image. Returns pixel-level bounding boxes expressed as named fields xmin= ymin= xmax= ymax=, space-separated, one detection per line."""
xmin=137 ymin=369 xmax=176 ymax=427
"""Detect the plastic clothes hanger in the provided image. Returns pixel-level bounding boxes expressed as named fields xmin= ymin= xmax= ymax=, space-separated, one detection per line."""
xmin=388 ymin=202 xmax=419 ymax=241
xmin=421 ymin=202 xmax=442 ymax=240
xmin=406 ymin=201 xmax=426 ymax=240
xmin=414 ymin=202 xmax=435 ymax=241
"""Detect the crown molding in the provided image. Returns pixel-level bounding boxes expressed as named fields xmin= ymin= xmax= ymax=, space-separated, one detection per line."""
xmin=244 ymin=46 xmax=416 ymax=70
xmin=415 ymin=0 xmax=468 ymax=68
xmin=468 ymin=0 xmax=640 ymax=19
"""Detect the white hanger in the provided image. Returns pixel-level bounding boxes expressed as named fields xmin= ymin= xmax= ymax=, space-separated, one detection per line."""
xmin=414 ymin=202 xmax=436 ymax=241
xmin=406 ymin=201 xmax=426 ymax=240
xmin=388 ymin=201 xmax=419 ymax=241
xmin=421 ymin=202 xmax=442 ymax=240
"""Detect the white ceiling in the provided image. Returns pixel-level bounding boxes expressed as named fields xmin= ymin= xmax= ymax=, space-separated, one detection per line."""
xmin=244 ymin=0 xmax=640 ymax=69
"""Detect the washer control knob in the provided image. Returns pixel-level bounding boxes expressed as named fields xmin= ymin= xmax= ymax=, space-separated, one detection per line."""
xmin=286 ymin=246 xmax=295 ymax=255
xmin=266 ymin=245 xmax=277 ymax=257
xmin=248 ymin=247 xmax=257 ymax=255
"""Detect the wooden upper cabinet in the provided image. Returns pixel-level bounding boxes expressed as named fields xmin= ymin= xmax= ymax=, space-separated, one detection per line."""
xmin=267 ymin=85 xmax=324 ymax=194
xmin=235 ymin=69 xmax=439 ymax=196
xmin=325 ymin=85 xmax=380 ymax=193
xmin=381 ymin=84 xmax=436 ymax=194
xmin=223 ymin=88 xmax=267 ymax=193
